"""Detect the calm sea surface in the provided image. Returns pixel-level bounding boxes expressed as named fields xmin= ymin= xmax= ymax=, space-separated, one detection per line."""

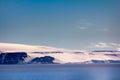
xmin=0 ymin=64 xmax=120 ymax=80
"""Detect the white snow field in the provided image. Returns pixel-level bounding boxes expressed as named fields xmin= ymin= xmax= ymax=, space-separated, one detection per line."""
xmin=0 ymin=43 xmax=120 ymax=64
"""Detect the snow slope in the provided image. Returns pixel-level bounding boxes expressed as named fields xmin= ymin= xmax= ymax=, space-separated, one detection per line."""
xmin=0 ymin=43 xmax=120 ymax=64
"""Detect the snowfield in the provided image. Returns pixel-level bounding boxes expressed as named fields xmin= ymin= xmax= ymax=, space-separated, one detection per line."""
xmin=0 ymin=43 xmax=120 ymax=64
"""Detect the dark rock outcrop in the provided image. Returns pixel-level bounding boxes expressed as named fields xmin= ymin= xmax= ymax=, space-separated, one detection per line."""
xmin=104 ymin=54 xmax=118 ymax=56
xmin=0 ymin=52 xmax=27 ymax=64
xmin=108 ymin=60 xmax=120 ymax=63
xmin=91 ymin=60 xmax=105 ymax=63
xmin=91 ymin=60 xmax=120 ymax=64
xmin=30 ymin=56 xmax=55 ymax=64
xmin=33 ymin=51 xmax=63 ymax=54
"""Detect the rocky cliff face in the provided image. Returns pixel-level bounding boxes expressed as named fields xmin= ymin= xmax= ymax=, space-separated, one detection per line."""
xmin=30 ymin=56 xmax=55 ymax=64
xmin=0 ymin=52 xmax=56 ymax=64
xmin=0 ymin=52 xmax=27 ymax=64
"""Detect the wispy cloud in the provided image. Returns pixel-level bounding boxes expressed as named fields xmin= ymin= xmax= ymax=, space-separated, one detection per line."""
xmin=76 ymin=19 xmax=93 ymax=30
xmin=117 ymin=48 xmax=120 ymax=51
xmin=90 ymin=42 xmax=120 ymax=50
xmin=103 ymin=28 xmax=109 ymax=32
xmin=94 ymin=42 xmax=120 ymax=48
xmin=94 ymin=42 xmax=109 ymax=48
xmin=78 ymin=27 xmax=87 ymax=30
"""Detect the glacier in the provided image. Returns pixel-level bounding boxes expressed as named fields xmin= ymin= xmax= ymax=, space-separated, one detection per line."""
xmin=0 ymin=43 xmax=120 ymax=64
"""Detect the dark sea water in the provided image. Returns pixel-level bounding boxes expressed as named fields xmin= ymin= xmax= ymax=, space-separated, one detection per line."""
xmin=0 ymin=64 xmax=120 ymax=80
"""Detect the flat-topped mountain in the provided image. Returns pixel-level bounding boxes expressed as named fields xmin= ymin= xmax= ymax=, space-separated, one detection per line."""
xmin=0 ymin=43 xmax=120 ymax=64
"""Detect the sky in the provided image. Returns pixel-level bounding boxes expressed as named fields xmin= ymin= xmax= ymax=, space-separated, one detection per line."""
xmin=0 ymin=0 xmax=120 ymax=50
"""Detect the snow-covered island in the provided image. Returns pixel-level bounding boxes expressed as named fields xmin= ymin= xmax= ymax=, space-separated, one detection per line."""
xmin=0 ymin=43 xmax=120 ymax=64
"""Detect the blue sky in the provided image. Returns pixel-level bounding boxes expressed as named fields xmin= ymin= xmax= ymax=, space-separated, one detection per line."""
xmin=0 ymin=0 xmax=120 ymax=50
